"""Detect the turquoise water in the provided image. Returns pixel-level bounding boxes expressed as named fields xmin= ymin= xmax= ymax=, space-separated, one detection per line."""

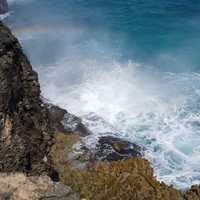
xmin=7 ymin=0 xmax=200 ymax=71
xmin=5 ymin=0 xmax=200 ymax=189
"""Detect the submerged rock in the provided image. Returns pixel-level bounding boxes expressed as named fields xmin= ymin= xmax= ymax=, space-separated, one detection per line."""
xmin=48 ymin=104 xmax=90 ymax=136
xmin=95 ymin=135 xmax=143 ymax=161
xmin=0 ymin=0 xmax=8 ymax=14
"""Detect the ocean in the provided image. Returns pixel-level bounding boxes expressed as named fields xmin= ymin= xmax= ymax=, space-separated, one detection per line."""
xmin=4 ymin=0 xmax=200 ymax=189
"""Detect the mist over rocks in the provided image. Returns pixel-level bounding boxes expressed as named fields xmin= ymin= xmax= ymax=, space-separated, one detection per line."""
xmin=0 ymin=0 xmax=8 ymax=14
xmin=47 ymin=104 xmax=91 ymax=136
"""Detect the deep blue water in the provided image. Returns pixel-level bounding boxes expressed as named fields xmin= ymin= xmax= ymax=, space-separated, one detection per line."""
xmin=4 ymin=0 xmax=200 ymax=189
xmin=7 ymin=0 xmax=200 ymax=71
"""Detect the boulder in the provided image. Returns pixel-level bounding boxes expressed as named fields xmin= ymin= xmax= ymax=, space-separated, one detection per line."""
xmin=47 ymin=104 xmax=90 ymax=136
xmin=95 ymin=135 xmax=143 ymax=161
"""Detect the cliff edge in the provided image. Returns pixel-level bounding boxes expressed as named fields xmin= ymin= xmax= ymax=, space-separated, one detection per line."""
xmin=0 ymin=22 xmax=54 ymax=176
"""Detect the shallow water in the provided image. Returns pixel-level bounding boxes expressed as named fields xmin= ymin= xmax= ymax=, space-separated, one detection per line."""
xmin=4 ymin=0 xmax=200 ymax=189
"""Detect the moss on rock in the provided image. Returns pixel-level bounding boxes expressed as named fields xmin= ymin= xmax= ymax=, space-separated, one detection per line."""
xmin=50 ymin=132 xmax=186 ymax=200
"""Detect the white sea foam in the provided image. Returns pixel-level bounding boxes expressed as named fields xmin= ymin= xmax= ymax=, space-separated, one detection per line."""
xmin=38 ymin=57 xmax=200 ymax=189
xmin=13 ymin=24 xmax=200 ymax=189
xmin=0 ymin=12 xmax=10 ymax=20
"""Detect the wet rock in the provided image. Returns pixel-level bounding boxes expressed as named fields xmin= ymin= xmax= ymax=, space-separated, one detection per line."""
xmin=0 ymin=22 xmax=53 ymax=175
xmin=95 ymin=135 xmax=143 ymax=161
xmin=48 ymin=104 xmax=90 ymax=136
xmin=0 ymin=0 xmax=8 ymax=14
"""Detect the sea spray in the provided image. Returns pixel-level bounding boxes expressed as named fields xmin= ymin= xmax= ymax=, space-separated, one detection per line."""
xmin=37 ymin=56 xmax=200 ymax=189
xmin=6 ymin=0 xmax=200 ymax=189
xmin=12 ymin=17 xmax=200 ymax=188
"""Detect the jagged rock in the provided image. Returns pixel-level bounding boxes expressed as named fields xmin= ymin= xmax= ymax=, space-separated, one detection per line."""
xmin=48 ymin=107 xmax=143 ymax=162
xmin=0 ymin=0 xmax=8 ymax=14
xmin=49 ymin=126 xmax=200 ymax=200
xmin=95 ymin=135 xmax=143 ymax=161
xmin=47 ymin=104 xmax=90 ymax=136
xmin=0 ymin=22 xmax=54 ymax=176
xmin=0 ymin=173 xmax=80 ymax=200
xmin=50 ymin=132 xmax=196 ymax=200
xmin=184 ymin=185 xmax=200 ymax=200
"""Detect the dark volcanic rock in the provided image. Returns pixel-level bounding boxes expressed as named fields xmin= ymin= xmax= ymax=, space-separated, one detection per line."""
xmin=0 ymin=0 xmax=8 ymax=14
xmin=95 ymin=135 xmax=143 ymax=161
xmin=0 ymin=22 xmax=54 ymax=175
xmin=48 ymin=105 xmax=143 ymax=162
xmin=48 ymin=104 xmax=90 ymax=136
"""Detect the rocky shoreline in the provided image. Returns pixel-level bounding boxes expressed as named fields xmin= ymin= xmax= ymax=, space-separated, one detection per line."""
xmin=0 ymin=21 xmax=200 ymax=200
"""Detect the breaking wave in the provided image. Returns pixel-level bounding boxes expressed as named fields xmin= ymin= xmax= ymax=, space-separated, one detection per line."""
xmin=38 ymin=57 xmax=200 ymax=189
xmin=7 ymin=0 xmax=200 ymax=189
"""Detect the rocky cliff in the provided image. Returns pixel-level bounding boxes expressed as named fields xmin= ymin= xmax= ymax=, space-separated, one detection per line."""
xmin=0 ymin=0 xmax=8 ymax=14
xmin=0 ymin=21 xmax=200 ymax=200
xmin=0 ymin=21 xmax=54 ymax=176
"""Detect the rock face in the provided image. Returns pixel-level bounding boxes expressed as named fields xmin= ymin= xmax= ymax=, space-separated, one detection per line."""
xmin=0 ymin=22 xmax=54 ymax=176
xmin=0 ymin=0 xmax=8 ymax=14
